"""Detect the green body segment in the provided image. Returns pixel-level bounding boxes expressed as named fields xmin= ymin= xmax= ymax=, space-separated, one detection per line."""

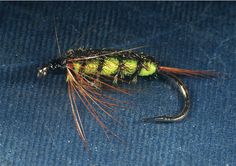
xmin=73 ymin=56 xmax=157 ymax=77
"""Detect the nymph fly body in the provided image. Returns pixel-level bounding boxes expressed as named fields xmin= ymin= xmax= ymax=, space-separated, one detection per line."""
xmin=38 ymin=47 xmax=218 ymax=145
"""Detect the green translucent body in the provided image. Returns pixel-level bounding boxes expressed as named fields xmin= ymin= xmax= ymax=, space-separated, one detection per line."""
xmin=73 ymin=57 xmax=157 ymax=77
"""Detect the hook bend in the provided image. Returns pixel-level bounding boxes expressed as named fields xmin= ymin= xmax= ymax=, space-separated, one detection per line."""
xmin=143 ymin=72 xmax=190 ymax=123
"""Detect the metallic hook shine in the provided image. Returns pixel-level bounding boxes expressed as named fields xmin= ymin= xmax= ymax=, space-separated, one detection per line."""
xmin=143 ymin=72 xmax=190 ymax=123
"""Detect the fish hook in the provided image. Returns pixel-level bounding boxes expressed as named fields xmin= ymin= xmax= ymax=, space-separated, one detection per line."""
xmin=143 ymin=72 xmax=190 ymax=123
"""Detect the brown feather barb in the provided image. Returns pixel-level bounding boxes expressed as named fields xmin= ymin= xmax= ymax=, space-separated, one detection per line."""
xmin=159 ymin=66 xmax=220 ymax=78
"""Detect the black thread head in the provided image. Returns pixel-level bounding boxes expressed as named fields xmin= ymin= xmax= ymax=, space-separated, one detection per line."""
xmin=37 ymin=57 xmax=67 ymax=77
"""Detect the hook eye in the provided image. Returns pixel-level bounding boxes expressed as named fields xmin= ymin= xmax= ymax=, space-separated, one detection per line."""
xmin=142 ymin=72 xmax=190 ymax=123
xmin=37 ymin=67 xmax=48 ymax=77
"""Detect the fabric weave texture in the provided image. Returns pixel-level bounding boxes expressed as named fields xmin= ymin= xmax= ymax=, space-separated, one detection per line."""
xmin=0 ymin=2 xmax=235 ymax=166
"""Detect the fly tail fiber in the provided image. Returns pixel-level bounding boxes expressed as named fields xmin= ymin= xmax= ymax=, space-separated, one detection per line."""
xmin=159 ymin=66 xmax=219 ymax=78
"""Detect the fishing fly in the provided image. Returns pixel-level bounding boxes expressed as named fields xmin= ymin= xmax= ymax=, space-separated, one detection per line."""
xmin=37 ymin=47 xmax=218 ymax=145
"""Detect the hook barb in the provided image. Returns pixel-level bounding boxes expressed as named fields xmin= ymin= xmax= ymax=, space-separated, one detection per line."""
xmin=142 ymin=72 xmax=190 ymax=123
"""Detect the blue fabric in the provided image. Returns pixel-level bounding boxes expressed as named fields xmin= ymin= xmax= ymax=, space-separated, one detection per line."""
xmin=0 ymin=2 xmax=235 ymax=166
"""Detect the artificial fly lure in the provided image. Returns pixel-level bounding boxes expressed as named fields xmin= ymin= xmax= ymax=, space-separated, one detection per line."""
xmin=37 ymin=47 xmax=218 ymax=145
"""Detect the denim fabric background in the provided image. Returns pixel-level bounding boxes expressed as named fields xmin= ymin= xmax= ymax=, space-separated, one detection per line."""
xmin=0 ymin=2 xmax=235 ymax=166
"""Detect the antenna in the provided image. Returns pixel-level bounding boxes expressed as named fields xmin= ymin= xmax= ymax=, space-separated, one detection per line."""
xmin=54 ymin=17 xmax=62 ymax=57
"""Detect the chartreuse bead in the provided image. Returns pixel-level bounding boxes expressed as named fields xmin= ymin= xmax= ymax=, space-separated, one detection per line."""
xmin=121 ymin=59 xmax=138 ymax=76
xmin=139 ymin=61 xmax=157 ymax=76
xmin=101 ymin=57 xmax=119 ymax=76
